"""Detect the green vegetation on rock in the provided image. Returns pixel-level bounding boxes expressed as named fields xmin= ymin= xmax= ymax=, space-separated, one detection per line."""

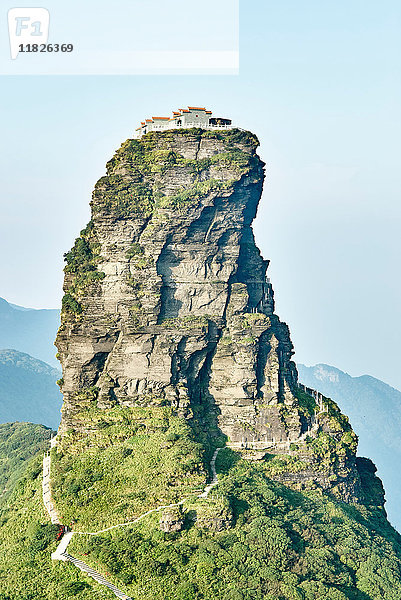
xmin=61 ymin=221 xmax=105 ymax=317
xmin=305 ymin=429 xmax=358 ymax=471
xmin=92 ymin=129 xmax=259 ymax=219
xmin=155 ymin=178 xmax=235 ymax=212
xmin=294 ymin=388 xmax=317 ymax=418
xmin=92 ymin=176 xmax=157 ymax=218
xmin=125 ymin=242 xmax=144 ymax=259
xmin=160 ymin=315 xmax=210 ymax=330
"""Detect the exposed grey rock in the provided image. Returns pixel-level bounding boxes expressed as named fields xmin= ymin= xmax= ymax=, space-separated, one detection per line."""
xmin=55 ymin=128 xmax=371 ymax=503
xmin=159 ymin=506 xmax=185 ymax=533
xmin=195 ymin=499 xmax=232 ymax=532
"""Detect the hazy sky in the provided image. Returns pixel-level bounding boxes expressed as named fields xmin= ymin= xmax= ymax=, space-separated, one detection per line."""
xmin=1 ymin=1 xmax=400 ymax=389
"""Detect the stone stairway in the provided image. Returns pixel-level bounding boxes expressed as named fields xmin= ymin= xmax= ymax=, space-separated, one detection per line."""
xmin=51 ymin=531 xmax=73 ymax=560
xmin=45 ymin=448 xmax=133 ymax=600
xmin=60 ymin=553 xmax=132 ymax=600
xmin=42 ymin=453 xmax=60 ymax=525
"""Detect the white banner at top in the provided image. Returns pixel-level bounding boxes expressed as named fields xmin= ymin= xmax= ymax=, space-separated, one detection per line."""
xmin=1 ymin=0 xmax=239 ymax=75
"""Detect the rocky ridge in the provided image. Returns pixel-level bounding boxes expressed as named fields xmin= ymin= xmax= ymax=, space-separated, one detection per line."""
xmin=55 ymin=127 xmax=382 ymax=505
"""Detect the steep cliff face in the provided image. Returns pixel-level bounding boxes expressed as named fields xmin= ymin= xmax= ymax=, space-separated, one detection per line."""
xmin=55 ymin=128 xmax=370 ymax=503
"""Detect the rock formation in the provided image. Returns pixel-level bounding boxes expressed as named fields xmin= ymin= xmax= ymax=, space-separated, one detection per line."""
xmin=159 ymin=506 xmax=185 ymax=533
xmin=55 ymin=127 xmax=379 ymax=504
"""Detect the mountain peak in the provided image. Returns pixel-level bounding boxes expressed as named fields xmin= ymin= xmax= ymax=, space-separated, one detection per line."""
xmin=306 ymin=363 xmax=343 ymax=383
xmin=2 ymin=127 xmax=398 ymax=600
xmin=54 ymin=127 xmax=372 ymax=505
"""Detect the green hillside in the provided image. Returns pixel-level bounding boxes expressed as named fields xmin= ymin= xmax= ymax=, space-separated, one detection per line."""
xmin=0 ymin=447 xmax=114 ymax=600
xmin=1 ymin=425 xmax=401 ymax=600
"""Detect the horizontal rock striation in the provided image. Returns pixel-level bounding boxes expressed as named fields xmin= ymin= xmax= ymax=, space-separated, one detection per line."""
xmin=56 ymin=128 xmax=376 ymax=503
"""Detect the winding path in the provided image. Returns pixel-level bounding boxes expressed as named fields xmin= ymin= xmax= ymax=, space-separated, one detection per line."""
xmin=75 ymin=447 xmax=221 ymax=537
xmin=45 ymin=445 xmax=222 ymax=599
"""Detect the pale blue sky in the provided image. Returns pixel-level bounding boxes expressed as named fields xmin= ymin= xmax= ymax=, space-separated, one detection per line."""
xmin=1 ymin=1 xmax=400 ymax=388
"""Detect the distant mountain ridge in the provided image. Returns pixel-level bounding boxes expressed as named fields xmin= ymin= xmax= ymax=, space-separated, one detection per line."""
xmin=298 ymin=363 xmax=401 ymax=532
xmin=0 ymin=297 xmax=59 ymax=368
xmin=0 ymin=349 xmax=62 ymax=429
